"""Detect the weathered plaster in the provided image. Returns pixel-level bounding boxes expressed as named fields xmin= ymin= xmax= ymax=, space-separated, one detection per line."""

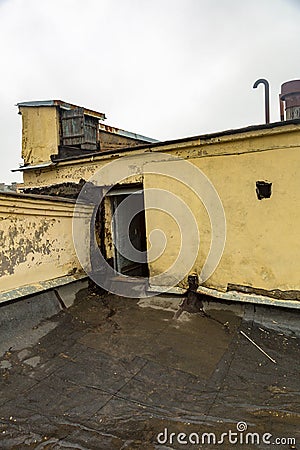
xmin=145 ymin=146 xmax=300 ymax=294
xmin=0 ymin=193 xmax=92 ymax=294
xmin=20 ymin=106 xmax=59 ymax=165
xmin=0 ymin=217 xmax=53 ymax=276
xmin=17 ymin=121 xmax=300 ymax=303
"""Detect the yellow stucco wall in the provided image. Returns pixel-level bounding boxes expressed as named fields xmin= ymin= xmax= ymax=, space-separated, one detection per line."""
xmin=21 ymin=123 xmax=300 ymax=187
xmin=144 ymin=147 xmax=300 ymax=292
xmin=20 ymin=106 xmax=59 ymax=165
xmin=0 ymin=193 xmax=91 ymax=294
xmin=19 ymin=123 xmax=300 ymax=296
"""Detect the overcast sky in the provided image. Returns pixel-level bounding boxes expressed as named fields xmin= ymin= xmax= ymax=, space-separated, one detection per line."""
xmin=0 ymin=0 xmax=300 ymax=183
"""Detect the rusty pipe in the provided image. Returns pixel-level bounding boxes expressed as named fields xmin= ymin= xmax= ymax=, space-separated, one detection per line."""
xmin=253 ymin=78 xmax=270 ymax=124
xmin=279 ymin=94 xmax=285 ymax=121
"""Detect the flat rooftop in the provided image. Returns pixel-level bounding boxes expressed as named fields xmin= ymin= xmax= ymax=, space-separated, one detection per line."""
xmin=0 ymin=290 xmax=299 ymax=448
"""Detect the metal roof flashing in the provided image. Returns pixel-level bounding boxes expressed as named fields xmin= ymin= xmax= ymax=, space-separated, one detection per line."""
xmin=11 ymin=161 xmax=55 ymax=172
xmin=98 ymin=123 xmax=158 ymax=143
xmin=17 ymin=100 xmax=106 ymax=120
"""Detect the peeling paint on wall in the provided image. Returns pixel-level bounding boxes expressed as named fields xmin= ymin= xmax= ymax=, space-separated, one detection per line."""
xmin=0 ymin=218 xmax=53 ymax=276
xmin=0 ymin=193 xmax=92 ymax=294
xmin=12 ymin=118 xmax=300 ymax=303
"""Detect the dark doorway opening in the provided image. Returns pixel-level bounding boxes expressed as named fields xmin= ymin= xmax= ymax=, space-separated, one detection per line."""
xmin=109 ymin=187 xmax=148 ymax=277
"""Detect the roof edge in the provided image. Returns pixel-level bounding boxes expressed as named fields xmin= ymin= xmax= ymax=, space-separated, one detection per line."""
xmin=0 ymin=190 xmax=78 ymax=204
xmin=17 ymin=100 xmax=106 ymax=120
xmin=51 ymin=118 xmax=300 ymax=164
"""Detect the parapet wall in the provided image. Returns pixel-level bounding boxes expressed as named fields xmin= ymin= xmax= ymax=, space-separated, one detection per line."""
xmin=0 ymin=192 xmax=91 ymax=300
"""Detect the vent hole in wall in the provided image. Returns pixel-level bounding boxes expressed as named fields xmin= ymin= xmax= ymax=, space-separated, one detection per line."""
xmin=256 ymin=181 xmax=272 ymax=200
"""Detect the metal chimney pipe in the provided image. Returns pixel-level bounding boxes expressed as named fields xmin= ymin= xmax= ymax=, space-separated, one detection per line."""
xmin=280 ymin=79 xmax=300 ymax=121
xmin=253 ymin=78 xmax=270 ymax=124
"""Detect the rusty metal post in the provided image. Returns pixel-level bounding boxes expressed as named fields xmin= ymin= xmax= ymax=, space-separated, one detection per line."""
xmin=253 ymin=78 xmax=270 ymax=124
xmin=279 ymin=94 xmax=285 ymax=121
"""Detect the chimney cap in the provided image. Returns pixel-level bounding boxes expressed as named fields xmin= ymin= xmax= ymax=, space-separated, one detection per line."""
xmin=280 ymin=80 xmax=300 ymax=100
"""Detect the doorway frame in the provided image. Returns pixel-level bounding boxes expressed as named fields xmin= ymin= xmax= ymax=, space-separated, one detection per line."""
xmin=105 ymin=184 xmax=148 ymax=276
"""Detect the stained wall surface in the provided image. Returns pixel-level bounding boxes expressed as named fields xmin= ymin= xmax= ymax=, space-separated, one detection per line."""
xmin=0 ymin=193 xmax=91 ymax=295
xmin=18 ymin=122 xmax=300 ymax=299
xmin=20 ymin=106 xmax=60 ymax=165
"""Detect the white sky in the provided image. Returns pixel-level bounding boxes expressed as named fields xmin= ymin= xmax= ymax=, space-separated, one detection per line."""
xmin=0 ymin=0 xmax=300 ymax=183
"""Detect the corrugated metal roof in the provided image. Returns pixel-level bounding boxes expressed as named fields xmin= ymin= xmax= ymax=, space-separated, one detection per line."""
xmin=17 ymin=100 xmax=106 ymax=120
